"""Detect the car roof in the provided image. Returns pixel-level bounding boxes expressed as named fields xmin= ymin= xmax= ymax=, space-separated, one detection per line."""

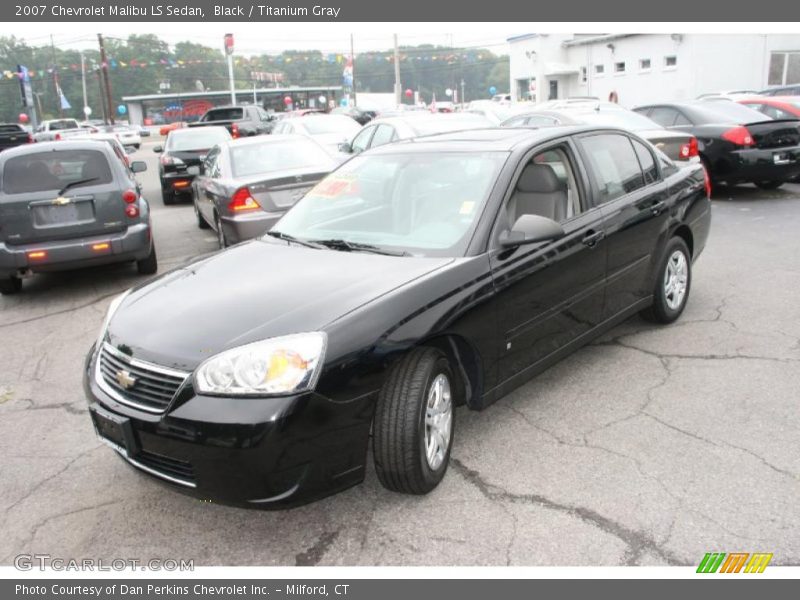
xmin=0 ymin=139 xmax=113 ymax=158
xmin=365 ymin=125 xmax=600 ymax=154
xmin=221 ymin=133 xmax=311 ymax=148
xmin=170 ymin=125 xmax=230 ymax=136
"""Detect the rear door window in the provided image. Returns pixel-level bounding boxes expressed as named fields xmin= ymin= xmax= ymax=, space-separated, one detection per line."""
xmin=579 ymin=133 xmax=645 ymax=204
xmin=1 ymin=149 xmax=113 ymax=195
xmin=631 ymin=139 xmax=659 ymax=184
xmin=370 ymin=124 xmax=396 ymax=148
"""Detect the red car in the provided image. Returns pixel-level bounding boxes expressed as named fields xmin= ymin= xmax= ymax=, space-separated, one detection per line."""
xmin=159 ymin=121 xmax=186 ymax=136
xmin=737 ymin=96 xmax=800 ymax=120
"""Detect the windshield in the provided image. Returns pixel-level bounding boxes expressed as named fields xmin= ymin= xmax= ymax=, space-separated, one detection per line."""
xmin=49 ymin=120 xmax=78 ymax=131
xmin=231 ymin=139 xmax=334 ymax=177
xmin=271 ymin=151 xmax=507 ymax=257
xmin=574 ymin=109 xmax=661 ymax=131
xmin=690 ymin=102 xmax=770 ymax=124
xmin=203 ymin=108 xmax=244 ymax=121
xmin=298 ymin=116 xmax=361 ymax=136
xmin=166 ymin=128 xmax=230 ymax=151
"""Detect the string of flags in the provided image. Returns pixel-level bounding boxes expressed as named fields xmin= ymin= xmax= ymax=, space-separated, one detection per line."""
xmin=2 ymin=51 xmax=491 ymax=79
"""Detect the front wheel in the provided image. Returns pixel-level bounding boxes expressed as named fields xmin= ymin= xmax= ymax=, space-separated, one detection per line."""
xmin=754 ymin=180 xmax=783 ymax=190
xmin=373 ymin=348 xmax=455 ymax=495
xmin=0 ymin=275 xmax=22 ymax=295
xmin=641 ymin=237 xmax=692 ymax=324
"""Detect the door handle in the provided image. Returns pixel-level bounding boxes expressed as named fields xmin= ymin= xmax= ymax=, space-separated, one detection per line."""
xmin=582 ymin=230 xmax=605 ymax=248
xmin=651 ymin=200 xmax=667 ymax=215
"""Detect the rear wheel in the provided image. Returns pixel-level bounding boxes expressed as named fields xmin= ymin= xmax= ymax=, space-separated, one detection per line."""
xmin=0 ymin=275 xmax=22 ymax=295
xmin=641 ymin=237 xmax=691 ymax=324
xmin=214 ymin=213 xmax=228 ymax=248
xmin=136 ymin=244 xmax=158 ymax=275
xmin=161 ymin=188 xmax=175 ymax=206
xmin=754 ymin=180 xmax=783 ymax=190
xmin=373 ymin=347 xmax=455 ymax=495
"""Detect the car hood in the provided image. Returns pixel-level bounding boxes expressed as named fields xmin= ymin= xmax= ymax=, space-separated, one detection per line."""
xmin=107 ymin=240 xmax=454 ymax=370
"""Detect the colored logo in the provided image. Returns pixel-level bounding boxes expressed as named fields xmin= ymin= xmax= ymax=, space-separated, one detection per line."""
xmin=697 ymin=552 xmax=773 ymax=573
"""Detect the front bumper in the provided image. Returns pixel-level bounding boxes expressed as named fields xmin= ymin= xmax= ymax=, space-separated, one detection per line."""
xmin=716 ymin=145 xmax=800 ymax=183
xmin=83 ymin=345 xmax=373 ymax=509
xmin=0 ymin=223 xmax=151 ymax=277
xmin=220 ymin=211 xmax=285 ymax=245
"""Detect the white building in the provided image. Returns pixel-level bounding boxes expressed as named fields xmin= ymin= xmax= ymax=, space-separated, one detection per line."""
xmin=507 ymin=33 xmax=800 ymax=106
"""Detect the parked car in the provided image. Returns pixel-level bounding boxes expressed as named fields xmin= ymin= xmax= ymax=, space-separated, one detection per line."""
xmin=0 ymin=123 xmax=33 ymax=152
xmin=464 ymin=100 xmax=514 ymax=125
xmin=271 ymin=114 xmax=361 ymax=155
xmin=97 ymin=124 xmax=142 ymax=149
xmin=32 ymin=118 xmax=92 ymax=142
xmin=759 ymin=85 xmax=800 ymax=97
xmin=191 ymin=135 xmax=336 ymax=248
xmin=85 ymin=125 xmax=710 ymax=507
xmin=635 ymin=101 xmax=800 ymax=188
xmin=502 ymin=104 xmax=700 ymax=162
xmin=154 ymin=126 xmax=231 ymax=205
xmin=696 ymin=90 xmax=759 ymax=100
xmin=737 ymin=96 xmax=800 ymax=120
xmin=190 ymin=105 xmax=274 ymax=137
xmin=159 ymin=122 xmax=186 ymax=136
xmin=70 ymin=133 xmax=134 ymax=168
xmin=330 ymin=106 xmax=375 ymax=125
xmin=340 ymin=112 xmax=492 ymax=155
xmin=0 ymin=140 xmax=154 ymax=294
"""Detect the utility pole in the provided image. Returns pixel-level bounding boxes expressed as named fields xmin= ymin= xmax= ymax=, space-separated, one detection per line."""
xmin=80 ymin=52 xmax=89 ymax=120
xmin=97 ymin=34 xmax=115 ymax=124
xmin=393 ymin=34 xmax=401 ymax=105
xmin=224 ymin=34 xmax=236 ymax=105
xmin=50 ymin=35 xmax=63 ymax=118
xmin=461 ymin=78 xmax=466 ymax=106
xmin=95 ymin=67 xmax=108 ymax=124
xmin=350 ymin=33 xmax=357 ymax=107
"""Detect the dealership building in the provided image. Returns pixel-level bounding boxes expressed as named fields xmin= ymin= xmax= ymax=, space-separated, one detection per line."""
xmin=507 ymin=33 xmax=800 ymax=106
xmin=121 ymin=86 xmax=343 ymax=125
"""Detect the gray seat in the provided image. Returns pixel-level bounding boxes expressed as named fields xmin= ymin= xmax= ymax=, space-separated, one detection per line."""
xmin=508 ymin=163 xmax=569 ymax=224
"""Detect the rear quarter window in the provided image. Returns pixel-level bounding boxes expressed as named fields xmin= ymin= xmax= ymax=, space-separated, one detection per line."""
xmin=1 ymin=149 xmax=113 ymax=195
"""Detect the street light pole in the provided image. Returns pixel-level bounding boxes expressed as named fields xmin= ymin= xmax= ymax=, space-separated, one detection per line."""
xmin=393 ymin=34 xmax=401 ymax=105
xmin=80 ymin=52 xmax=89 ymax=119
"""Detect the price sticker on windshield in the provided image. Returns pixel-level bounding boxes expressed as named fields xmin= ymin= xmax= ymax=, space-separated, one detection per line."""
xmin=309 ymin=175 xmax=360 ymax=199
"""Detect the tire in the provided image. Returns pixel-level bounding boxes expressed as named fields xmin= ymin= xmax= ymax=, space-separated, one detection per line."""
xmin=161 ymin=188 xmax=174 ymax=206
xmin=136 ymin=244 xmax=158 ymax=275
xmin=0 ymin=275 xmax=22 ymax=295
xmin=754 ymin=180 xmax=783 ymax=190
xmin=640 ymin=237 xmax=692 ymax=324
xmin=373 ymin=347 xmax=456 ymax=495
xmin=214 ymin=213 xmax=228 ymax=249
xmin=195 ymin=199 xmax=210 ymax=229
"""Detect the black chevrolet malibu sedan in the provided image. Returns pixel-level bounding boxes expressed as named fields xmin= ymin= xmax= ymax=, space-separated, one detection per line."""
xmin=85 ymin=126 xmax=711 ymax=508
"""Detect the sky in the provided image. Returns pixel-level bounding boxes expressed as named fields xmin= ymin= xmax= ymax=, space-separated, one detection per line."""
xmin=9 ymin=23 xmax=523 ymax=56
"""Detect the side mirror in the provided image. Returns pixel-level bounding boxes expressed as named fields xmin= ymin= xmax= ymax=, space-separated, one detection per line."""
xmin=129 ymin=161 xmax=147 ymax=173
xmin=338 ymin=141 xmax=353 ymax=153
xmin=153 ymin=145 xmax=163 ymax=153
xmin=499 ymin=214 xmax=565 ymax=247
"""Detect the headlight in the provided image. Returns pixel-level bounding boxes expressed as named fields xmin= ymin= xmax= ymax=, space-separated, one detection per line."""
xmin=194 ymin=333 xmax=327 ymax=396
xmin=96 ymin=289 xmax=131 ymax=350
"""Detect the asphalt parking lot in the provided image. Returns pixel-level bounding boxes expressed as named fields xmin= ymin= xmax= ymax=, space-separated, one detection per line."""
xmin=1 ymin=141 xmax=799 ymax=567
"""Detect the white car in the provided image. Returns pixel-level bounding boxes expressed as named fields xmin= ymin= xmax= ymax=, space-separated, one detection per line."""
xmin=272 ymin=114 xmax=361 ymax=156
xmin=97 ymin=124 xmax=142 ymax=149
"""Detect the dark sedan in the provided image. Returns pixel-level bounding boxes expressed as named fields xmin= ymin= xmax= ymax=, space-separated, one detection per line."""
xmin=155 ymin=126 xmax=231 ymax=205
xmin=85 ymin=126 xmax=710 ymax=508
xmin=634 ymin=101 xmax=800 ymax=189
xmin=191 ymin=135 xmax=337 ymax=247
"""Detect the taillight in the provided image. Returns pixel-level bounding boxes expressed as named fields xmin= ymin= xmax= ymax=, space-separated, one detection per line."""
xmin=27 ymin=133 xmax=33 ymax=144
xmin=679 ymin=137 xmax=699 ymax=159
xmin=721 ymin=126 xmax=754 ymax=147
xmin=54 ymin=133 xmax=61 ymax=141
xmin=228 ymin=187 xmax=261 ymax=212
xmin=160 ymin=155 xmax=184 ymax=167
xmin=125 ymin=204 xmax=139 ymax=218
xmin=122 ymin=189 xmax=138 ymax=203
xmin=231 ymin=123 xmax=240 ymax=139
xmin=702 ymin=165 xmax=712 ymax=199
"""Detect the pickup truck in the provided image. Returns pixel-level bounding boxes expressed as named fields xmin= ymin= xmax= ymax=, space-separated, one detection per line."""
xmin=0 ymin=124 xmax=32 ymax=152
xmin=32 ymin=119 xmax=94 ymax=142
xmin=189 ymin=105 xmax=275 ymax=137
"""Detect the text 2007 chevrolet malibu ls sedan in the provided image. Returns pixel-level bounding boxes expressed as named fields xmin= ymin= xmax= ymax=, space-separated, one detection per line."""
xmin=84 ymin=126 xmax=711 ymax=508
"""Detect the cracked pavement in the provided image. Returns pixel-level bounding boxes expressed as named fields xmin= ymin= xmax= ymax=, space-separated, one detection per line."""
xmin=1 ymin=145 xmax=799 ymax=566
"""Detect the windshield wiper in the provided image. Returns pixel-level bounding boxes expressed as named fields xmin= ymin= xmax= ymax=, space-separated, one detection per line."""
xmin=57 ymin=177 xmax=99 ymax=196
xmin=310 ymin=238 xmax=409 ymax=256
xmin=265 ymin=230 xmax=325 ymax=249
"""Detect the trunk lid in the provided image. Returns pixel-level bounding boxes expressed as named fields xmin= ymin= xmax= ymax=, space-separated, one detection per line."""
xmin=639 ymin=129 xmax=695 ymax=161
xmin=746 ymin=119 xmax=800 ymax=149
xmin=237 ymin=168 xmax=330 ymax=211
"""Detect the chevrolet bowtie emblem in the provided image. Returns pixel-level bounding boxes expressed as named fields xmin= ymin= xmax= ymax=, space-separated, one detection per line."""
xmin=115 ymin=370 xmax=137 ymax=389
xmin=52 ymin=197 xmax=71 ymax=205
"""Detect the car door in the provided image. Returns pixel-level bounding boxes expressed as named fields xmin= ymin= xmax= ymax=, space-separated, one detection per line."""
xmin=576 ymin=132 xmax=671 ymax=318
xmin=369 ymin=124 xmax=397 ymax=149
xmin=489 ymin=138 xmax=608 ymax=385
xmin=350 ymin=125 xmax=376 ymax=154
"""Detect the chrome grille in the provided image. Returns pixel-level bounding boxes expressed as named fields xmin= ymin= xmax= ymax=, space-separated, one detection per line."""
xmin=97 ymin=343 xmax=189 ymax=413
